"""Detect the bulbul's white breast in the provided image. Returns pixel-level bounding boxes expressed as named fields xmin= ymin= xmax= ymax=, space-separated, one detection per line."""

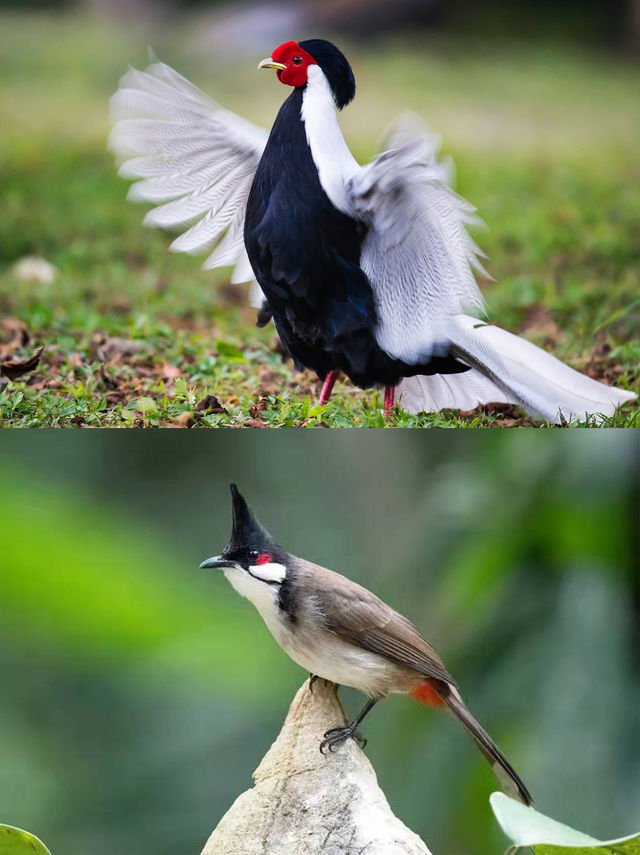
xmin=223 ymin=566 xmax=281 ymax=625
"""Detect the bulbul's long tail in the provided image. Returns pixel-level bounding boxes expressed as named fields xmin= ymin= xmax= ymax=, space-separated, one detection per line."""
xmin=397 ymin=314 xmax=636 ymax=424
xmin=443 ymin=688 xmax=532 ymax=806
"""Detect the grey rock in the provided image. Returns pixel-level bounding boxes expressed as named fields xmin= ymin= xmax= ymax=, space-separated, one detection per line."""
xmin=201 ymin=679 xmax=432 ymax=855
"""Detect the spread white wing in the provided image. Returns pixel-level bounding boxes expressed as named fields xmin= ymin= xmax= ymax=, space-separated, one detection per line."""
xmin=108 ymin=59 xmax=268 ymax=305
xmin=346 ymin=115 xmax=488 ymax=364
xmin=347 ymin=116 xmax=636 ymax=422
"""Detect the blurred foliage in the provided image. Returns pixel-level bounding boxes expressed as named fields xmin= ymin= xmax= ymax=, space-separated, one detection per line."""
xmin=443 ymin=0 xmax=631 ymax=48
xmin=0 ymin=432 xmax=638 ymax=854
xmin=0 ymin=0 xmax=634 ymax=53
xmin=0 ymin=13 xmax=638 ymax=426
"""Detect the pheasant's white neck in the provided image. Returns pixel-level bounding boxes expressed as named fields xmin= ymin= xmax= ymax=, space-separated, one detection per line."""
xmin=301 ymin=65 xmax=360 ymax=215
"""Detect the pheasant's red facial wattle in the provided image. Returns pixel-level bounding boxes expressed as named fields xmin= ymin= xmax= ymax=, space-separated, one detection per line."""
xmin=270 ymin=41 xmax=317 ymax=87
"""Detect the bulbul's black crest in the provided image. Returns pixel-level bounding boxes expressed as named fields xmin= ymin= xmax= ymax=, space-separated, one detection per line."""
xmin=227 ymin=484 xmax=277 ymax=553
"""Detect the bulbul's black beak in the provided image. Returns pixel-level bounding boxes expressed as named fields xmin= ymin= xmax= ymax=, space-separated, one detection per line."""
xmin=200 ymin=556 xmax=239 ymax=570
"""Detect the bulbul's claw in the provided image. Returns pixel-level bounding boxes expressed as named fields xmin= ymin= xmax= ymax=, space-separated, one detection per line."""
xmin=319 ymin=723 xmax=367 ymax=754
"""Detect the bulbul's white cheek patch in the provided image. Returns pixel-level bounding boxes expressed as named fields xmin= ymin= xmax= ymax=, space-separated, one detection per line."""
xmin=249 ymin=562 xmax=286 ymax=583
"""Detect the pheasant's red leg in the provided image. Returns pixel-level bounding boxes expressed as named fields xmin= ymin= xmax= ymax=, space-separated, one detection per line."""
xmin=383 ymin=385 xmax=395 ymax=416
xmin=319 ymin=370 xmax=339 ymax=405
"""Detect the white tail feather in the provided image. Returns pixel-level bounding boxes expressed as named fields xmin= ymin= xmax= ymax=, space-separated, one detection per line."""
xmin=397 ymin=369 xmax=517 ymax=414
xmin=397 ymin=315 xmax=636 ymax=424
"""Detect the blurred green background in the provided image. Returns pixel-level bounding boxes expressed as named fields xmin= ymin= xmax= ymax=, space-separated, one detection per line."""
xmin=0 ymin=1 xmax=638 ymax=426
xmin=0 ymin=432 xmax=638 ymax=854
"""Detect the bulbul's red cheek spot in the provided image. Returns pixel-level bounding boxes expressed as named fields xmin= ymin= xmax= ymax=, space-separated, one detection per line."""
xmin=256 ymin=553 xmax=272 ymax=565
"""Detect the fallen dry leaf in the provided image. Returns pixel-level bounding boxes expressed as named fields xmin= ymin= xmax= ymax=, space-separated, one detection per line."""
xmin=196 ymin=394 xmax=229 ymax=414
xmin=458 ymin=402 xmax=537 ymax=426
xmin=249 ymin=395 xmax=269 ymax=419
xmin=160 ymin=361 xmax=182 ymax=380
xmin=173 ymin=411 xmax=196 ymax=427
xmin=0 ymin=317 xmax=29 ymax=343
xmin=1 ymin=345 xmax=44 ymax=380
xmin=0 ymin=318 xmax=30 ymax=359
xmin=98 ymin=337 xmax=143 ymax=363
xmin=105 ymin=392 xmax=126 ymax=405
xmin=482 ymin=402 xmax=521 ymax=418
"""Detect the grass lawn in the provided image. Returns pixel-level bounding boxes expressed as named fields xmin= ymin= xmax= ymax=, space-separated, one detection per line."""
xmin=1 ymin=13 xmax=638 ymax=427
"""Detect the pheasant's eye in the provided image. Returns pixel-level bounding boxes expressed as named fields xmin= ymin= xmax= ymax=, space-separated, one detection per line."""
xmin=292 ymin=55 xmax=303 ymax=65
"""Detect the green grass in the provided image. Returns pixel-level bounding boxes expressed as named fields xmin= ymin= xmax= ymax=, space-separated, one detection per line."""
xmin=0 ymin=13 xmax=638 ymax=427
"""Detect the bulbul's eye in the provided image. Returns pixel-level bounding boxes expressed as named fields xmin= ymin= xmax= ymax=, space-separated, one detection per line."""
xmin=292 ymin=56 xmax=303 ymax=65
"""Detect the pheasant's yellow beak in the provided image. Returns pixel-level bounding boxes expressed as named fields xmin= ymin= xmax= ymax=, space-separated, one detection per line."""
xmin=258 ymin=58 xmax=287 ymax=71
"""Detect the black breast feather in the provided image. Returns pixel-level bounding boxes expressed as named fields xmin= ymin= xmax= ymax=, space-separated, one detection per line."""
xmin=244 ymin=88 xmax=468 ymax=387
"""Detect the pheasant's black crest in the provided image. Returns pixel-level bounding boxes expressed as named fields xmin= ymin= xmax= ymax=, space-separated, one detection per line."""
xmin=299 ymin=39 xmax=356 ymax=109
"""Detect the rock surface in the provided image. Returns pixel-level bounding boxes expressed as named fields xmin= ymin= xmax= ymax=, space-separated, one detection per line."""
xmin=201 ymin=679 xmax=431 ymax=855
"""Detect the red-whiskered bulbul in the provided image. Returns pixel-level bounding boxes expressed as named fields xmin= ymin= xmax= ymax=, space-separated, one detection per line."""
xmin=201 ymin=484 xmax=532 ymax=805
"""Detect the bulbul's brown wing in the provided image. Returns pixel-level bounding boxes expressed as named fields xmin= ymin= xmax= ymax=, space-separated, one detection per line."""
xmin=303 ymin=561 xmax=456 ymax=687
xmin=300 ymin=561 xmax=533 ymax=805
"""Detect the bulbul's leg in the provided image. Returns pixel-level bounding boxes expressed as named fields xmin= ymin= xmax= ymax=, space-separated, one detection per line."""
xmin=320 ymin=698 xmax=378 ymax=754
xmin=318 ymin=370 xmax=338 ymax=404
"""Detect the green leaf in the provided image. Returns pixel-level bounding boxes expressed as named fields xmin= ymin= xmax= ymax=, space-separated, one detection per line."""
xmin=534 ymin=841 xmax=640 ymax=855
xmin=0 ymin=825 xmax=52 ymax=855
xmin=309 ymin=404 xmax=329 ymax=418
xmin=173 ymin=377 xmax=188 ymax=398
xmin=129 ymin=396 xmax=157 ymax=414
xmin=214 ymin=340 xmax=246 ymax=362
xmin=490 ymin=793 xmax=640 ymax=854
